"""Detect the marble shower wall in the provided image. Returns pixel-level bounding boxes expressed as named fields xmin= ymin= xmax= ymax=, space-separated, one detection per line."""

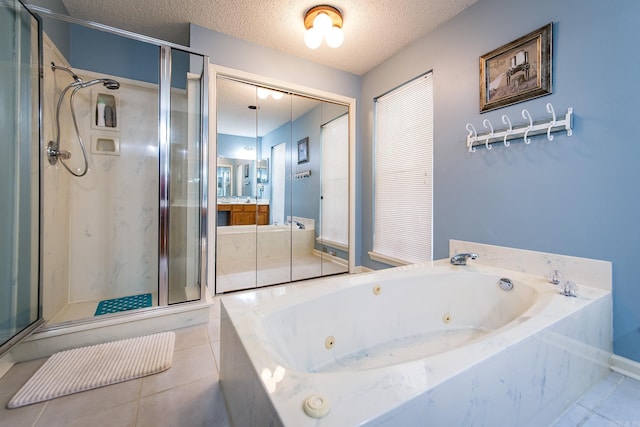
xmin=42 ymin=36 xmax=72 ymax=320
xmin=67 ymin=72 xmax=159 ymax=302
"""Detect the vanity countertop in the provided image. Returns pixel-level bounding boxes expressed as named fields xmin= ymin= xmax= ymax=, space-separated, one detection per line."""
xmin=218 ymin=199 xmax=269 ymax=205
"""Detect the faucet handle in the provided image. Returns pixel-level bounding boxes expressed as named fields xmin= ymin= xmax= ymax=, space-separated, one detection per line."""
xmin=559 ymin=280 xmax=577 ymax=297
xmin=549 ymin=269 xmax=564 ymax=285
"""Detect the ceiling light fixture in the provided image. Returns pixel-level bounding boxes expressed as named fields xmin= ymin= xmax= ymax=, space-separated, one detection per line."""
xmin=304 ymin=5 xmax=344 ymax=49
xmin=257 ymin=87 xmax=284 ymax=100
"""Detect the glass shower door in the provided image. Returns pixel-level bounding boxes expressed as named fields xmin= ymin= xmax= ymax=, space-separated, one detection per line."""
xmin=167 ymin=48 xmax=204 ymax=304
xmin=0 ymin=0 xmax=42 ymax=354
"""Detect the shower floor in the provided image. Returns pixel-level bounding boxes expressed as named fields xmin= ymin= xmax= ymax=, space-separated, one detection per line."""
xmin=216 ymin=252 xmax=348 ymax=293
xmin=47 ymin=292 xmax=159 ymax=325
xmin=47 ymin=285 xmax=201 ymax=325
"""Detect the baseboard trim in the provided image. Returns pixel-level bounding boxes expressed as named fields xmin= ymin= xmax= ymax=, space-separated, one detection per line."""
xmin=611 ymin=354 xmax=640 ymax=382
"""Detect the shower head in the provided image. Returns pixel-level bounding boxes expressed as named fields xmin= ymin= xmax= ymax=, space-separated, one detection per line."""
xmin=51 ymin=62 xmax=120 ymax=90
xmin=103 ymin=79 xmax=120 ymax=90
xmin=80 ymin=78 xmax=120 ymax=90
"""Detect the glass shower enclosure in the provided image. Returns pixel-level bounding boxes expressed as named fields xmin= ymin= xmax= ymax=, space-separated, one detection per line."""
xmin=2 ymin=0 xmax=209 ymax=354
xmin=36 ymin=8 xmax=208 ymax=325
xmin=0 ymin=0 xmax=43 ymax=355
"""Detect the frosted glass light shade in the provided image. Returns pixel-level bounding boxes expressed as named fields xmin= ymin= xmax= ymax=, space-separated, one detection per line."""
xmin=313 ymin=12 xmax=332 ymax=33
xmin=303 ymin=5 xmax=344 ymax=49
xmin=325 ymin=26 xmax=344 ymax=48
xmin=304 ymin=27 xmax=322 ymax=49
xmin=257 ymin=88 xmax=269 ymax=99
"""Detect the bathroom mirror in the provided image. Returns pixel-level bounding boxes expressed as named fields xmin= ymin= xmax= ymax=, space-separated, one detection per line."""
xmin=216 ymin=157 xmax=256 ymax=197
xmin=215 ymin=75 xmax=350 ymax=293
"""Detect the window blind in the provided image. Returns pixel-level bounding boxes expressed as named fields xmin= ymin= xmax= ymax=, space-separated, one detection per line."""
xmin=373 ymin=73 xmax=433 ymax=264
xmin=320 ymin=114 xmax=349 ymax=248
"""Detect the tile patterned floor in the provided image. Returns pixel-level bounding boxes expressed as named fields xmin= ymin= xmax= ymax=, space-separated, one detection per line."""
xmin=552 ymin=371 xmax=640 ymax=427
xmin=2 ymin=294 xmax=640 ymax=427
xmin=0 ymin=298 xmax=229 ymax=427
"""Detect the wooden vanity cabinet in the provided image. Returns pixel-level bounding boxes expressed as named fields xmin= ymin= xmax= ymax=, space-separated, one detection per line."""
xmin=257 ymin=204 xmax=269 ymax=225
xmin=218 ymin=203 xmax=269 ymax=226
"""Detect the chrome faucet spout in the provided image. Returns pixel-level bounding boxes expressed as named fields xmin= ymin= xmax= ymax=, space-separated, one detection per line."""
xmin=450 ymin=253 xmax=479 ymax=266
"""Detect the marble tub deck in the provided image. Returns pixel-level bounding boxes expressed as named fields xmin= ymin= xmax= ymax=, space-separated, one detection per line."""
xmin=1 ymin=295 xmax=640 ymax=426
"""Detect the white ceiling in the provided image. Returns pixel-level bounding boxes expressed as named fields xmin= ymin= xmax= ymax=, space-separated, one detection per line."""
xmin=60 ymin=0 xmax=477 ymax=76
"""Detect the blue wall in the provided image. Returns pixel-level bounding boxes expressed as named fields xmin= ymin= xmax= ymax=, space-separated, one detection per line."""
xmin=361 ymin=0 xmax=640 ymax=362
xmin=217 ymin=133 xmax=257 ymax=159
xmin=260 ymin=106 xmax=323 ymax=230
xmin=69 ymin=24 xmax=160 ymax=84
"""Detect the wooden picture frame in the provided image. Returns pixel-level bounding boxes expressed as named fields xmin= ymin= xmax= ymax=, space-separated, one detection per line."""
xmin=297 ymin=137 xmax=309 ymax=164
xmin=479 ymin=23 xmax=552 ymax=113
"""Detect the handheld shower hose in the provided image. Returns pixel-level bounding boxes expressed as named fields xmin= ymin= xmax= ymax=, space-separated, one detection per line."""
xmin=48 ymin=62 xmax=120 ymax=177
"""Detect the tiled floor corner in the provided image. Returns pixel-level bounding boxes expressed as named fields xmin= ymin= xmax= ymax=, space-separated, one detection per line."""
xmin=0 ymin=297 xmax=228 ymax=427
xmin=552 ymin=371 xmax=640 ymax=427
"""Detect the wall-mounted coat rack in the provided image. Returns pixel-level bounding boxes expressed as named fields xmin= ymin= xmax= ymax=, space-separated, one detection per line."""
xmin=294 ymin=170 xmax=312 ymax=180
xmin=465 ymin=103 xmax=573 ymax=152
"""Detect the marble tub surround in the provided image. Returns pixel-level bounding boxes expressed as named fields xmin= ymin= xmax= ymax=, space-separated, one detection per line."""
xmin=217 ymin=217 xmax=315 ymax=263
xmin=449 ymin=240 xmax=612 ymax=291
xmin=216 ymin=218 xmax=322 ymax=291
xmin=220 ymin=252 xmax=612 ymax=426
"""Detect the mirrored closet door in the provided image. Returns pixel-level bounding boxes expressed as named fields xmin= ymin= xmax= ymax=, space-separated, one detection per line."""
xmin=215 ymin=76 xmax=349 ymax=293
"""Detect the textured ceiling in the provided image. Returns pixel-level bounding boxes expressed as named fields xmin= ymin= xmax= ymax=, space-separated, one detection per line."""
xmin=60 ymin=0 xmax=477 ymax=75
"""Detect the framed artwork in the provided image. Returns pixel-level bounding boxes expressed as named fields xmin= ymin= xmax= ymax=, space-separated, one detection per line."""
xmin=91 ymin=90 xmax=119 ymax=131
xmin=479 ymin=23 xmax=552 ymax=112
xmin=297 ymin=137 xmax=309 ymax=164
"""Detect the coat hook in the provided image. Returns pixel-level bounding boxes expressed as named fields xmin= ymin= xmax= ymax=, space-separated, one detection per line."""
xmin=483 ymin=119 xmax=494 ymax=150
xmin=546 ymin=103 xmax=556 ymax=141
xmin=522 ymin=109 xmax=533 ymax=144
xmin=501 ymin=115 xmax=513 ymax=147
xmin=465 ymin=123 xmax=477 ymax=152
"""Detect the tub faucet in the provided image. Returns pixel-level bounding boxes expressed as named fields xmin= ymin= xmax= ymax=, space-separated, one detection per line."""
xmin=450 ymin=253 xmax=479 ymax=265
xmin=285 ymin=219 xmax=305 ymax=229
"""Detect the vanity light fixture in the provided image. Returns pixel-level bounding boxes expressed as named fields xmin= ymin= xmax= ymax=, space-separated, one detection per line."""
xmin=304 ymin=5 xmax=344 ymax=49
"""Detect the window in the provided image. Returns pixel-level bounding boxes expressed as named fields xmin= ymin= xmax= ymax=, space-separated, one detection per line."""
xmin=371 ymin=73 xmax=433 ymax=265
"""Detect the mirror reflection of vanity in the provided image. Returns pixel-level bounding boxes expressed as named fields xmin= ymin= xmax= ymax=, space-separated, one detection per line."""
xmin=216 ymin=156 xmax=269 ymax=226
xmin=215 ymin=73 xmax=351 ymax=293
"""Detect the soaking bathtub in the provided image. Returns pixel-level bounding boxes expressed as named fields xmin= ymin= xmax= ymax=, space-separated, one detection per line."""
xmin=220 ymin=253 xmax=612 ymax=426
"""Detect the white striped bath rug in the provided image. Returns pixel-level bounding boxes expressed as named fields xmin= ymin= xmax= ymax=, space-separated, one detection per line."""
xmin=7 ymin=332 xmax=175 ymax=408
